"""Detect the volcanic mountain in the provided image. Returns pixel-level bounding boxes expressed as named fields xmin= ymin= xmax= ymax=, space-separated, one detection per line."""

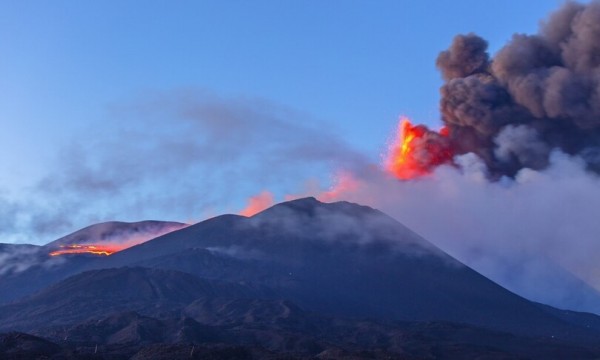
xmin=1 ymin=198 xmax=600 ymax=358
xmin=0 ymin=220 xmax=186 ymax=304
xmin=88 ymin=198 xmax=595 ymax=337
xmin=45 ymin=220 xmax=187 ymax=255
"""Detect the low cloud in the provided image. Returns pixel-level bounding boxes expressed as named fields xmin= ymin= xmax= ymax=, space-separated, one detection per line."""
xmin=319 ymin=151 xmax=600 ymax=313
xmin=2 ymin=89 xmax=365 ymax=244
xmin=0 ymin=245 xmax=64 ymax=276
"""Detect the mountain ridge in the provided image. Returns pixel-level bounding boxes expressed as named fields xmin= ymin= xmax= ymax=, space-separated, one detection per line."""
xmin=2 ymin=197 xmax=600 ymax=357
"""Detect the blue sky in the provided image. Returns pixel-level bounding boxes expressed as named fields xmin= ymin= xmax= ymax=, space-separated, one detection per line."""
xmin=0 ymin=0 xmax=572 ymax=241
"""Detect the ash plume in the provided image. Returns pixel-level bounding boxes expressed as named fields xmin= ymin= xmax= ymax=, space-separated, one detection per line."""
xmin=424 ymin=1 xmax=600 ymax=177
xmin=303 ymin=1 xmax=600 ymax=312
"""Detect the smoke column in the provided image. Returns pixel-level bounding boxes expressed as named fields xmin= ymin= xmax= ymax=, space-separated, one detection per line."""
xmin=404 ymin=1 xmax=600 ymax=179
xmin=308 ymin=1 xmax=600 ymax=314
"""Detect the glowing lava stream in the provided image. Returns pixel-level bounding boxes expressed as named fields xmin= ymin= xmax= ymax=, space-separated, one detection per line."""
xmin=49 ymin=244 xmax=120 ymax=257
xmin=385 ymin=117 xmax=453 ymax=180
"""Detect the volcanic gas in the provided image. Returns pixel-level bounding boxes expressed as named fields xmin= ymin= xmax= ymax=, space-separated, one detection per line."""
xmin=49 ymin=244 xmax=121 ymax=257
xmin=385 ymin=117 xmax=454 ymax=180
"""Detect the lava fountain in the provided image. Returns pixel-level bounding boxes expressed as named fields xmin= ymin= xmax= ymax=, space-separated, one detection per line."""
xmin=385 ymin=117 xmax=454 ymax=180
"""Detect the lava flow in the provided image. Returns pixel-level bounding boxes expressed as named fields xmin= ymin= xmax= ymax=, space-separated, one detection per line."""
xmin=385 ymin=117 xmax=454 ymax=180
xmin=49 ymin=244 xmax=120 ymax=257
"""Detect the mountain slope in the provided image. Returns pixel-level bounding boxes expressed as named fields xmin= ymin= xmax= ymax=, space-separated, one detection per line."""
xmin=0 ymin=220 xmax=187 ymax=304
xmin=82 ymin=198 xmax=598 ymax=340
xmin=2 ymin=197 xmax=600 ymax=346
xmin=44 ymin=220 xmax=187 ymax=249
xmin=0 ymin=267 xmax=264 ymax=332
xmin=11 ymin=308 xmax=600 ymax=359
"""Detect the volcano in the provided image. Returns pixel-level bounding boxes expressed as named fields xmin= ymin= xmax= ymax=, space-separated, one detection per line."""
xmin=1 ymin=198 xmax=600 ymax=358
xmin=0 ymin=220 xmax=186 ymax=304
xmin=45 ymin=220 xmax=188 ymax=257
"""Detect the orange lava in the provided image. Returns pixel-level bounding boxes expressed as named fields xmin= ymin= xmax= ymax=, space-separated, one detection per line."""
xmin=49 ymin=244 xmax=121 ymax=257
xmin=317 ymin=171 xmax=360 ymax=202
xmin=239 ymin=190 xmax=275 ymax=216
xmin=385 ymin=117 xmax=453 ymax=180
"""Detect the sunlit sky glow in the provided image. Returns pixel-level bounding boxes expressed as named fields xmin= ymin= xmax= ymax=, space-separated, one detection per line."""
xmin=0 ymin=0 xmax=572 ymax=242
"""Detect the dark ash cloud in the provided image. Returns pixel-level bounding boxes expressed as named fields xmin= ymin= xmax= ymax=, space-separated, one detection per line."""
xmin=425 ymin=1 xmax=600 ymax=178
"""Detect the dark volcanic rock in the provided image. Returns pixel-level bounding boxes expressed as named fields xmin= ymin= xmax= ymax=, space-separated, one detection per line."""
xmin=0 ymin=332 xmax=62 ymax=359
xmin=2 ymin=198 xmax=600 ymax=357
xmin=129 ymin=344 xmax=275 ymax=360
xmin=0 ymin=267 xmax=264 ymax=332
xmin=80 ymin=198 xmax=600 ymax=341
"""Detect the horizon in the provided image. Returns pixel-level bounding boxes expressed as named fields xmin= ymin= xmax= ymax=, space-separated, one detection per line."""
xmin=5 ymin=3 xmax=600 ymax=356
xmin=3 ymin=0 xmax=600 ymax=323
xmin=1 ymin=0 xmax=570 ymax=244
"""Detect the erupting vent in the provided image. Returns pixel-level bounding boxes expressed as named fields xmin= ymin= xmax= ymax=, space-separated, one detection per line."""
xmin=385 ymin=118 xmax=454 ymax=180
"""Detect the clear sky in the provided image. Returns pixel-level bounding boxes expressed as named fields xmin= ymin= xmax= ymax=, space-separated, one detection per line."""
xmin=0 ymin=0 xmax=573 ymax=242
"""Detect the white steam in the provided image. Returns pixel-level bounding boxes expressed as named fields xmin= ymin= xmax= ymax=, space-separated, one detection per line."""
xmin=323 ymin=151 xmax=600 ymax=313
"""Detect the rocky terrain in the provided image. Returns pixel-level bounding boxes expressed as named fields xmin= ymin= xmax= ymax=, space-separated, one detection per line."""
xmin=2 ymin=198 xmax=600 ymax=359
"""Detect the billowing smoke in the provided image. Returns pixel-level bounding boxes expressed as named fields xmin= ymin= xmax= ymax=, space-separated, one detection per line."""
xmin=313 ymin=151 xmax=600 ymax=314
xmin=4 ymin=0 xmax=600 ymax=317
xmin=410 ymin=1 xmax=600 ymax=178
xmin=285 ymin=1 xmax=600 ymax=313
